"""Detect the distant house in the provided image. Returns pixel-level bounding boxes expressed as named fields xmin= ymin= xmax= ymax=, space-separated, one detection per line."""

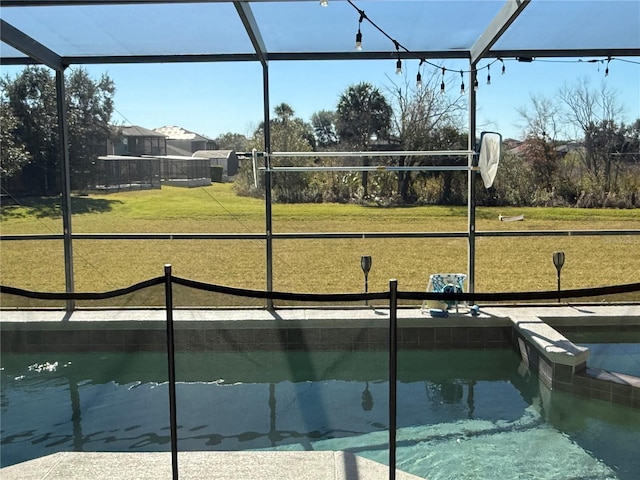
xmin=108 ymin=125 xmax=167 ymax=156
xmin=192 ymin=150 xmax=239 ymax=179
xmin=154 ymin=126 xmax=216 ymax=153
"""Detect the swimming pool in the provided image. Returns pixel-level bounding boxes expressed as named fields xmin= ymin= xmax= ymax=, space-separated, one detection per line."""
xmin=2 ymin=349 xmax=639 ymax=479
xmin=564 ymin=330 xmax=640 ymax=377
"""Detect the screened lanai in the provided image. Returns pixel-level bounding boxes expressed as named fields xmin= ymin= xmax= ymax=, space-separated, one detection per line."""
xmin=1 ymin=0 xmax=639 ymax=303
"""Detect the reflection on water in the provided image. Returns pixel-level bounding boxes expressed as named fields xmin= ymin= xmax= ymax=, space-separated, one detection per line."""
xmin=1 ymin=350 xmax=639 ymax=479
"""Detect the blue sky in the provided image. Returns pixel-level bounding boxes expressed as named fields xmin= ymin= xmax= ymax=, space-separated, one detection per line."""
xmin=2 ymin=55 xmax=639 ymax=142
xmin=87 ymin=56 xmax=639 ymax=141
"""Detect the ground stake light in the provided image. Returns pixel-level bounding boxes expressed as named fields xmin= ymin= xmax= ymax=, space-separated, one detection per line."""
xmin=553 ymin=251 xmax=565 ymax=303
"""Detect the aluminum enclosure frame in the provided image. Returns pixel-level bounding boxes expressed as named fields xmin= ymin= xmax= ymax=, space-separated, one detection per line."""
xmin=1 ymin=0 xmax=639 ymax=307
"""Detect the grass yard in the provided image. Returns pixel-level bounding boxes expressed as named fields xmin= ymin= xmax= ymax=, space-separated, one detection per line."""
xmin=1 ymin=183 xmax=639 ymax=307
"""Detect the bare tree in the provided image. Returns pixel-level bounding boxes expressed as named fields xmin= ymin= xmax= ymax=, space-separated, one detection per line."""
xmin=516 ymin=95 xmax=563 ymax=191
xmin=559 ymin=79 xmax=626 ymax=192
xmin=385 ymin=68 xmax=466 ymax=203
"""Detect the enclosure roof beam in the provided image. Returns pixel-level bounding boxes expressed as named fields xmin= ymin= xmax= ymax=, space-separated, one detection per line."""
xmin=470 ymin=0 xmax=531 ymax=65
xmin=0 ymin=19 xmax=64 ymax=70
xmin=4 ymin=47 xmax=637 ymax=67
xmin=234 ymin=1 xmax=268 ymax=67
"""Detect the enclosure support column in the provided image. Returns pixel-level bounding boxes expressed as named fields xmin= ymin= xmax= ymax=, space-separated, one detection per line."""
xmin=467 ymin=64 xmax=477 ymax=294
xmin=262 ymin=63 xmax=274 ymax=309
xmin=388 ymin=279 xmax=398 ymax=480
xmin=164 ymin=265 xmax=179 ymax=480
xmin=56 ymin=68 xmax=75 ymax=311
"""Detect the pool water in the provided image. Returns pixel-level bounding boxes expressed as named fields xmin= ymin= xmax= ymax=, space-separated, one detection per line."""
xmin=565 ymin=331 xmax=640 ymax=377
xmin=2 ymin=350 xmax=639 ymax=479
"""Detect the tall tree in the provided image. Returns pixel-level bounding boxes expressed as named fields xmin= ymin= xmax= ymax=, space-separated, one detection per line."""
xmin=66 ymin=68 xmax=115 ymax=190
xmin=516 ymin=95 xmax=562 ymax=191
xmin=1 ymin=67 xmax=58 ymax=194
xmin=241 ymin=103 xmax=316 ymax=202
xmin=559 ymin=79 xmax=624 ymax=192
xmin=1 ymin=66 xmax=115 ymax=194
xmin=336 ymin=83 xmax=392 ymax=197
xmin=385 ymin=71 xmax=466 ymax=203
xmin=0 ymin=100 xmax=31 ymax=179
xmin=311 ymin=109 xmax=338 ymax=148
xmin=336 ymin=82 xmax=392 ymax=148
xmin=214 ymin=132 xmax=249 ymax=151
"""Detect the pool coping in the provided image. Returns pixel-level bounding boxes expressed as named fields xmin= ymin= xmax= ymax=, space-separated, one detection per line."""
xmin=0 ymin=451 xmax=423 ymax=480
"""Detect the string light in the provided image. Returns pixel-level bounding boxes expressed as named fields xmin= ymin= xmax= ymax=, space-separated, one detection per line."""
xmin=394 ymin=41 xmax=402 ymax=75
xmin=345 ymin=0 xmax=629 ymax=95
xmin=355 ymin=10 xmax=365 ymax=51
xmin=319 ymin=0 xmax=328 ymax=7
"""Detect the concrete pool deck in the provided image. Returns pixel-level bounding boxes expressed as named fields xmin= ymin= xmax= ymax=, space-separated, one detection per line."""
xmin=1 ymin=451 xmax=423 ymax=480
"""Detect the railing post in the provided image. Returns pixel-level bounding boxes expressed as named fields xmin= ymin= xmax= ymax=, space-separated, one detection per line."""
xmin=56 ymin=69 xmax=75 ymax=312
xmin=164 ymin=264 xmax=179 ymax=480
xmin=388 ymin=279 xmax=398 ymax=480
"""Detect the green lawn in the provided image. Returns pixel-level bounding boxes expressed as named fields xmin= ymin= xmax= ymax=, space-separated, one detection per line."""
xmin=2 ymin=184 xmax=639 ymax=306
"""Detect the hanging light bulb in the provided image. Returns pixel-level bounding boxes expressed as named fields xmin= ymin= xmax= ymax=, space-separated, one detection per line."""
xmin=605 ymin=57 xmax=611 ymax=77
xmin=440 ymin=67 xmax=446 ymax=94
xmin=416 ymin=71 xmax=422 ymax=88
xmin=355 ymin=11 xmax=365 ymax=51
xmin=500 ymin=58 xmax=506 ymax=75
xmin=460 ymin=70 xmax=465 ymax=95
xmin=473 ymin=73 xmax=479 ymax=91
xmin=319 ymin=0 xmax=328 ymax=7
xmin=487 ymin=64 xmax=491 ymax=85
xmin=396 ymin=58 xmax=403 ymax=75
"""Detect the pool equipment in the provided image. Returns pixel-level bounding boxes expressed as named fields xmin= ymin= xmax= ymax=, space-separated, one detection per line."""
xmin=477 ymin=131 xmax=502 ymax=188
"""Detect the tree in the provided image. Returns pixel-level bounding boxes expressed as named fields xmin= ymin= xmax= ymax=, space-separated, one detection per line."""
xmin=336 ymin=82 xmax=392 ymax=148
xmin=66 ymin=68 xmax=115 ymax=190
xmin=385 ymin=71 xmax=466 ymax=204
xmin=311 ymin=109 xmax=338 ymax=148
xmin=214 ymin=132 xmax=249 ymax=151
xmin=516 ymin=95 xmax=562 ymax=192
xmin=0 ymin=100 xmax=31 ymax=178
xmin=1 ymin=66 xmax=58 ymax=194
xmin=336 ymin=83 xmax=392 ymax=198
xmin=237 ymin=103 xmax=316 ymax=202
xmin=559 ymin=79 xmax=624 ymax=193
xmin=1 ymin=66 xmax=115 ymax=194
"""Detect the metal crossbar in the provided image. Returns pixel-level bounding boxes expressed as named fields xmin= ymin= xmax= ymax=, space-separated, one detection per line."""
xmin=260 ymin=165 xmax=478 ymax=172
xmin=269 ymin=150 xmax=475 ymax=157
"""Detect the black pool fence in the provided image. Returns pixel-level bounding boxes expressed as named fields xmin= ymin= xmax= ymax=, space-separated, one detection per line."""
xmin=2 ymin=266 xmax=640 ymax=480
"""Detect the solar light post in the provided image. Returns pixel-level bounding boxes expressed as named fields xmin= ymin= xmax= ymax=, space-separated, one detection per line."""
xmin=553 ymin=251 xmax=565 ymax=303
xmin=361 ymin=255 xmax=372 ymax=305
